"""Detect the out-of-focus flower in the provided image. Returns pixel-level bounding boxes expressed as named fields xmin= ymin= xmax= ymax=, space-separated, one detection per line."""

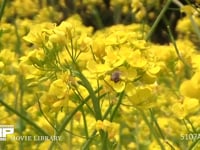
xmin=126 ymin=85 xmax=157 ymax=108
xmin=95 ymin=120 xmax=119 ymax=140
xmin=171 ymin=97 xmax=199 ymax=119
xmin=181 ymin=5 xmax=196 ymax=16
xmin=180 ymin=71 xmax=200 ymax=99
xmin=35 ymin=6 xmax=63 ymax=23
xmin=131 ymin=0 xmax=146 ymax=21
xmin=48 ymin=79 xmax=67 ymax=99
xmin=12 ymin=0 xmax=39 ymax=17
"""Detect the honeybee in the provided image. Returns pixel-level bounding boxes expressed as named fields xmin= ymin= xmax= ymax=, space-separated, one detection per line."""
xmin=111 ymin=71 xmax=121 ymax=83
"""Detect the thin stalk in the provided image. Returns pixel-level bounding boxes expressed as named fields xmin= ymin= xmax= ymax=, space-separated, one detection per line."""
xmin=14 ymin=22 xmax=22 ymax=55
xmin=139 ymin=109 xmax=165 ymax=150
xmin=69 ymin=118 xmax=73 ymax=149
xmin=18 ymin=77 xmax=24 ymax=150
xmin=49 ymin=87 xmax=103 ymax=149
xmin=188 ymin=138 xmax=200 ymax=150
xmin=189 ymin=15 xmax=200 ymax=41
xmin=103 ymin=103 xmax=113 ymax=120
xmin=81 ymin=131 xmax=97 ymax=150
xmin=183 ymin=119 xmax=192 ymax=133
xmin=186 ymin=117 xmax=197 ymax=133
xmin=48 ymin=96 xmax=90 ymax=150
xmin=73 ymin=86 xmax=89 ymax=139
xmin=166 ymin=26 xmax=184 ymax=64
xmin=68 ymin=47 xmax=102 ymax=121
xmin=57 ymin=94 xmax=92 ymax=135
xmin=149 ymin=109 xmax=165 ymax=140
xmin=150 ymin=109 xmax=176 ymax=149
xmin=81 ymin=108 xmax=89 ymax=139
xmin=0 ymin=0 xmax=7 ymax=21
xmin=145 ymin=0 xmax=172 ymax=41
xmin=165 ymin=141 xmax=176 ymax=150
xmin=110 ymin=91 xmax=124 ymax=121
xmin=113 ymin=5 xmax=122 ymax=24
xmin=0 ymin=99 xmax=49 ymax=136
xmin=82 ymin=92 xmax=114 ymax=149
xmin=166 ymin=25 xmax=191 ymax=78
xmin=90 ymin=46 xmax=97 ymax=62
xmin=73 ymin=85 xmax=95 ymax=116
xmin=101 ymin=130 xmax=108 ymax=150
xmin=75 ymin=66 xmax=102 ymax=120
xmin=172 ymin=0 xmax=183 ymax=7
xmin=92 ymin=7 xmax=103 ymax=29
xmin=70 ymin=36 xmax=74 ymax=59
xmin=36 ymin=95 xmax=57 ymax=132
xmin=64 ymin=129 xmax=87 ymax=139
xmin=14 ymin=21 xmax=24 ymax=150
xmin=118 ymin=124 xmax=122 ymax=150
xmin=64 ymin=45 xmax=105 ymax=148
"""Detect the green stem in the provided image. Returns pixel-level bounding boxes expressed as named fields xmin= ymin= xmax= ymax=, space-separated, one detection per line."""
xmin=49 ymin=87 xmax=103 ymax=149
xmin=166 ymin=26 xmax=183 ymax=63
xmin=81 ymin=108 xmax=89 ymax=139
xmin=14 ymin=22 xmax=23 ymax=150
xmin=186 ymin=117 xmax=197 ymax=133
xmin=139 ymin=109 xmax=165 ymax=150
xmin=183 ymin=119 xmax=192 ymax=133
xmin=150 ymin=109 xmax=176 ymax=149
xmin=37 ymin=95 xmax=57 ymax=132
xmin=110 ymin=91 xmax=124 ymax=121
xmin=103 ymin=103 xmax=113 ymax=120
xmin=67 ymin=46 xmax=102 ymax=121
xmin=101 ymin=130 xmax=108 ymax=150
xmin=92 ymin=7 xmax=104 ymax=29
xmin=82 ymin=92 xmax=113 ymax=149
xmin=74 ymin=86 xmax=95 ymax=116
xmin=145 ymin=0 xmax=172 ymax=41
xmin=57 ymin=94 xmax=92 ymax=135
xmin=69 ymin=118 xmax=73 ymax=149
xmin=0 ymin=0 xmax=7 ymax=21
xmin=149 ymin=109 xmax=165 ymax=140
xmin=74 ymin=88 xmax=89 ymax=139
xmin=188 ymin=138 xmax=200 ymax=150
xmin=0 ymin=99 xmax=49 ymax=136
xmin=189 ymin=15 xmax=200 ymax=41
xmin=18 ymin=77 xmax=24 ymax=150
xmin=14 ymin=22 xmax=22 ymax=55
xmin=81 ymin=131 xmax=97 ymax=150
xmin=76 ymin=67 xmax=102 ymax=121
xmin=113 ymin=4 xmax=122 ymax=24
xmin=166 ymin=25 xmax=191 ymax=78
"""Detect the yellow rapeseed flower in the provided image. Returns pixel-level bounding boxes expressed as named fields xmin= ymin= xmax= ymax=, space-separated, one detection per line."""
xmin=180 ymin=71 xmax=200 ymax=99
xmin=127 ymin=50 xmax=147 ymax=68
xmin=23 ymin=22 xmax=55 ymax=46
xmin=48 ymin=79 xmax=67 ymax=99
xmin=127 ymin=85 xmax=156 ymax=108
xmin=171 ymin=97 xmax=199 ymax=119
xmin=95 ymin=120 xmax=119 ymax=140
